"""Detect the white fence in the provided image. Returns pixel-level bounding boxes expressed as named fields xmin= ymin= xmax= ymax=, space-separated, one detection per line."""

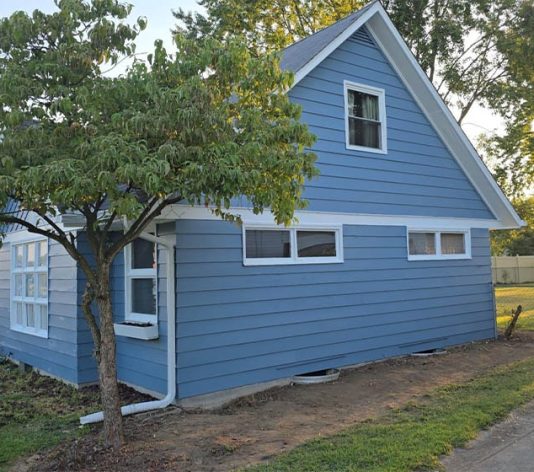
xmin=492 ymin=256 xmax=534 ymax=284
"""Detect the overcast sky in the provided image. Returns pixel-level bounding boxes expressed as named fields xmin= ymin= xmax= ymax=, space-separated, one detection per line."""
xmin=0 ymin=0 xmax=503 ymax=145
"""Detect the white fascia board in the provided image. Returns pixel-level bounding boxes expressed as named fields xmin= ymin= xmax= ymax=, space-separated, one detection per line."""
xmin=363 ymin=12 xmax=523 ymax=229
xmin=287 ymin=2 xmax=523 ymax=229
xmin=159 ymin=205 xmax=509 ymax=230
xmin=292 ymin=2 xmax=382 ymax=87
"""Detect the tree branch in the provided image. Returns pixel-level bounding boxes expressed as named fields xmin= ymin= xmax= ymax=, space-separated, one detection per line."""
xmin=0 ymin=215 xmax=97 ymax=286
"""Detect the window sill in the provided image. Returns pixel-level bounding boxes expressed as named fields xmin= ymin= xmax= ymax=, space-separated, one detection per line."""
xmin=244 ymin=257 xmax=343 ymax=266
xmin=10 ymin=325 xmax=48 ymax=338
xmin=345 ymin=144 xmax=387 ymax=154
xmin=114 ymin=322 xmax=159 ymax=340
xmin=407 ymin=255 xmax=471 ymax=261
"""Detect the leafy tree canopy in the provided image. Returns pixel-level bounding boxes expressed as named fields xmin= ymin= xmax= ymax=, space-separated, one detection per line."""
xmin=0 ymin=0 xmax=316 ymax=447
xmin=491 ymin=197 xmax=534 ymax=255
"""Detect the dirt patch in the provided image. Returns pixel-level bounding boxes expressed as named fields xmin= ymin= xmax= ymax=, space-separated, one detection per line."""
xmin=15 ymin=333 xmax=534 ymax=472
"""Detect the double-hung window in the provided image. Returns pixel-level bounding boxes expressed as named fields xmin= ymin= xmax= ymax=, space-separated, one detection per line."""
xmin=125 ymin=238 xmax=157 ymax=322
xmin=243 ymin=226 xmax=343 ymax=265
xmin=344 ymin=80 xmax=387 ymax=153
xmin=11 ymin=239 xmax=48 ymax=337
xmin=407 ymin=230 xmax=471 ymax=260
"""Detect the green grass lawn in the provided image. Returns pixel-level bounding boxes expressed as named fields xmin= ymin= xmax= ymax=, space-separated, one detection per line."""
xmin=495 ymin=284 xmax=534 ymax=331
xmin=0 ymin=358 xmax=100 ymax=471
xmin=249 ymin=357 xmax=534 ymax=472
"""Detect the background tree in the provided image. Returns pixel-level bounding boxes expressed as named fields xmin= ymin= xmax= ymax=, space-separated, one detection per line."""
xmin=491 ymin=197 xmax=534 ymax=255
xmin=0 ymin=0 xmax=316 ymax=447
xmin=176 ymin=0 xmax=534 ymax=190
xmin=481 ymin=0 xmax=534 ymax=198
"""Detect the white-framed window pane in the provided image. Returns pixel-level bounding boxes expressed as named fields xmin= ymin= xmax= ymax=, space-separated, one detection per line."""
xmin=131 ymin=239 xmax=155 ymax=270
xmin=348 ymin=90 xmax=379 ymax=120
xmin=246 ymin=230 xmax=291 ymax=259
xmin=26 ymin=243 xmax=35 ymax=267
xmin=348 ymin=118 xmax=380 ymax=148
xmin=14 ymin=274 xmax=23 ymax=297
xmin=11 ymin=240 xmax=49 ymax=336
xmin=15 ymin=302 xmax=23 ymax=325
xmin=131 ymin=278 xmax=156 ymax=315
xmin=38 ymin=274 xmax=48 ymax=298
xmin=15 ymin=246 xmax=24 ymax=268
xmin=409 ymin=232 xmax=436 ymax=255
xmin=39 ymin=305 xmax=48 ymax=331
xmin=25 ymin=274 xmax=35 ymax=297
xmin=441 ymin=233 xmax=466 ymax=255
xmin=26 ymin=304 xmax=35 ymax=328
xmin=38 ymin=240 xmax=48 ymax=267
xmin=297 ymin=231 xmax=336 ymax=257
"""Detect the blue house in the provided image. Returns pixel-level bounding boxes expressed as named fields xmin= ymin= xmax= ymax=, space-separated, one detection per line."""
xmin=0 ymin=2 xmax=523 ymax=408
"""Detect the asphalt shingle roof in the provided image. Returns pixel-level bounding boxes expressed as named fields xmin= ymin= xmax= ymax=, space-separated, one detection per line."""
xmin=280 ymin=0 xmax=378 ymax=73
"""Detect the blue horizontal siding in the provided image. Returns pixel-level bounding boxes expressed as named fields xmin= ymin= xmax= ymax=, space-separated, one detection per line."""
xmin=289 ymin=26 xmax=494 ymax=219
xmin=175 ymin=219 xmax=494 ymax=399
xmin=75 ymin=231 xmax=170 ymax=393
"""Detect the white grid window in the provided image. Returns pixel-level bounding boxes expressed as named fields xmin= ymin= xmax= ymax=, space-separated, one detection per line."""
xmin=407 ymin=229 xmax=471 ymax=261
xmin=11 ymin=239 xmax=48 ymax=337
xmin=124 ymin=238 xmax=157 ymax=323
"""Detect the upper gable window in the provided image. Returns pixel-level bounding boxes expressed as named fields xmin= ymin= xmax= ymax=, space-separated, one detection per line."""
xmin=344 ymin=81 xmax=387 ymax=154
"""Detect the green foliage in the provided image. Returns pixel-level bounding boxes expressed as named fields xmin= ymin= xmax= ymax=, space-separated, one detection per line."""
xmin=491 ymin=197 xmax=534 ymax=255
xmin=0 ymin=1 xmax=316 ymax=227
xmin=249 ymin=358 xmax=534 ymax=472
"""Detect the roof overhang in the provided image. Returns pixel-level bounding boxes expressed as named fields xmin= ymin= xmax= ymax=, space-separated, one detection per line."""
xmin=287 ymin=2 xmax=524 ymax=230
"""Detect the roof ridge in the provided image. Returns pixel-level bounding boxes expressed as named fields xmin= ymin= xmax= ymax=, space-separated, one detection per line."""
xmin=281 ymin=1 xmax=377 ymax=54
xmin=280 ymin=1 xmax=379 ymax=73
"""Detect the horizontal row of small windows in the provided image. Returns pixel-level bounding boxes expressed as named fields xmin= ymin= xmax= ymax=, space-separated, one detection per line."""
xmin=243 ymin=228 xmax=343 ymax=266
xmin=243 ymin=227 xmax=471 ymax=265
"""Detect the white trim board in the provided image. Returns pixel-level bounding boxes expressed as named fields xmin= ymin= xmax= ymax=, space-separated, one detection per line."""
xmin=286 ymin=1 xmax=523 ymax=229
xmin=160 ymin=205 xmax=511 ymax=230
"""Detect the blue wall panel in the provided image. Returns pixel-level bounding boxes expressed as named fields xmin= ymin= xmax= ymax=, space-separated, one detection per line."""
xmin=289 ymin=26 xmax=494 ymax=219
xmin=175 ymin=219 xmax=494 ymax=399
xmin=75 ymin=232 xmax=169 ymax=394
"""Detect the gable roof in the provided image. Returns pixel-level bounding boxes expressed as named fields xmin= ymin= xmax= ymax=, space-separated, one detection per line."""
xmin=280 ymin=1 xmax=377 ymax=73
xmin=280 ymin=1 xmax=523 ymax=230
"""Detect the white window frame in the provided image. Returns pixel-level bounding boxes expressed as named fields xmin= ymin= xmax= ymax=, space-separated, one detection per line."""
xmin=243 ymin=225 xmax=344 ymax=266
xmin=407 ymin=228 xmax=471 ymax=261
xmin=124 ymin=239 xmax=158 ymax=323
xmin=344 ymin=80 xmax=388 ymax=154
xmin=10 ymin=237 xmax=49 ymax=338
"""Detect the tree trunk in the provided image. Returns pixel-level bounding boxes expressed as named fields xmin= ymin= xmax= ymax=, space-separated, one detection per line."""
xmin=504 ymin=305 xmax=523 ymax=340
xmin=95 ymin=262 xmax=124 ymax=448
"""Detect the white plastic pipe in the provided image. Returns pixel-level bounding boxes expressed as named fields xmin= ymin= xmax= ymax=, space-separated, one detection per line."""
xmin=80 ymin=232 xmax=176 ymax=425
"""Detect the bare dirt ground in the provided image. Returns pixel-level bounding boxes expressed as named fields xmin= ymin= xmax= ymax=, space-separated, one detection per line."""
xmin=16 ymin=333 xmax=534 ymax=472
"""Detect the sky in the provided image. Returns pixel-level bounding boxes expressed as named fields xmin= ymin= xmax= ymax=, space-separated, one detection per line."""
xmin=0 ymin=0 xmax=504 ymax=146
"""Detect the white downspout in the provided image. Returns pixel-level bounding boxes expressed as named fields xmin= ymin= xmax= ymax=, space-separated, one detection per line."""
xmin=80 ymin=232 xmax=176 ymax=425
